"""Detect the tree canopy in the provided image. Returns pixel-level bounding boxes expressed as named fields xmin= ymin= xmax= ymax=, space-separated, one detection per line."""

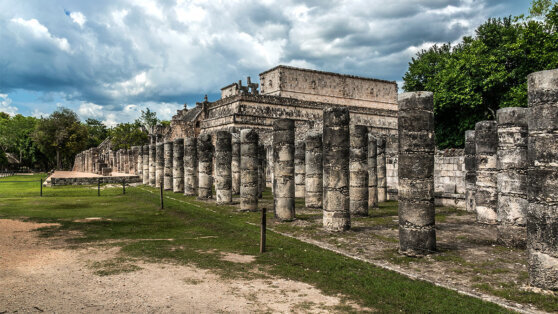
xmin=403 ymin=1 xmax=558 ymax=148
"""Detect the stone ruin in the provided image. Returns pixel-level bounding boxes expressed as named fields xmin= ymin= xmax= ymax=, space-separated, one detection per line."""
xmin=71 ymin=66 xmax=558 ymax=290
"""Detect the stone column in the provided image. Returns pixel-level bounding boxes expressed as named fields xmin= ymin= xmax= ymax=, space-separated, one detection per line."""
xmin=527 ymin=69 xmax=558 ymax=290
xmin=197 ymin=134 xmax=213 ymax=199
xmin=142 ymin=145 xmax=149 ymax=184
xmin=305 ymin=132 xmax=323 ymax=209
xmin=173 ymin=138 xmax=184 ymax=193
xmin=127 ymin=149 xmax=133 ymax=174
xmin=377 ymin=138 xmax=387 ymax=202
xmin=149 ymin=144 xmax=156 ymax=186
xmin=398 ymin=92 xmax=436 ymax=256
xmin=497 ymin=107 xmax=528 ymax=248
xmin=464 ymin=130 xmax=476 ymax=213
xmin=368 ymin=135 xmax=378 ymax=208
xmin=215 ymin=131 xmax=232 ymax=204
xmin=258 ymin=144 xmax=266 ymax=198
xmin=231 ymin=133 xmax=241 ymax=195
xmin=164 ymin=141 xmax=173 ymax=190
xmin=137 ymin=146 xmax=143 ymax=179
xmin=350 ymin=125 xmax=369 ymax=216
xmin=115 ymin=150 xmax=120 ymax=172
xmin=121 ymin=149 xmax=127 ymax=173
xmin=132 ymin=146 xmax=139 ymax=174
xmin=184 ymin=137 xmax=198 ymax=196
xmin=475 ymin=120 xmax=498 ymax=224
xmin=155 ymin=143 xmax=164 ymax=188
xmin=273 ymin=119 xmax=295 ymax=220
xmin=240 ymin=129 xmax=259 ymax=212
xmin=323 ymin=107 xmax=350 ymax=231
xmin=295 ymin=142 xmax=306 ymax=198
xmin=110 ymin=151 xmax=116 ymax=171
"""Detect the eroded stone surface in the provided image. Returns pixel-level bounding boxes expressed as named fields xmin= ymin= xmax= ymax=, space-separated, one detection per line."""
xmin=173 ymin=139 xmax=185 ymax=193
xmin=527 ymin=69 xmax=558 ymax=290
xmin=184 ymin=138 xmax=198 ymax=196
xmin=305 ymin=132 xmax=323 ymax=209
xmin=215 ymin=131 xmax=232 ymax=204
xmin=273 ymin=119 xmax=295 ymax=220
xmin=323 ymin=107 xmax=350 ymax=231
xmin=350 ymin=125 xmax=368 ymax=216
xmin=240 ymin=129 xmax=259 ymax=211
xmin=197 ymin=134 xmax=213 ymax=199
xmin=164 ymin=141 xmax=173 ymax=191
xmin=475 ymin=120 xmax=498 ymax=224
xmin=397 ymin=91 xmax=436 ymax=256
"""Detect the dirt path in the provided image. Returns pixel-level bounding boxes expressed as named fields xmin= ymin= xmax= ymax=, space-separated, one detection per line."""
xmin=0 ymin=219 xmax=365 ymax=313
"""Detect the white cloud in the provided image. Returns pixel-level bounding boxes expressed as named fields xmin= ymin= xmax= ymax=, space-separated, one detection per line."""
xmin=10 ymin=18 xmax=71 ymax=52
xmin=31 ymin=108 xmax=48 ymax=118
xmin=78 ymin=102 xmax=103 ymax=119
xmin=70 ymin=11 xmax=87 ymax=27
xmin=0 ymin=94 xmax=18 ymax=116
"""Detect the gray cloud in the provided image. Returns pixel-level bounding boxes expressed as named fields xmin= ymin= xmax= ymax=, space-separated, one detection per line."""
xmin=0 ymin=0 xmax=527 ymax=123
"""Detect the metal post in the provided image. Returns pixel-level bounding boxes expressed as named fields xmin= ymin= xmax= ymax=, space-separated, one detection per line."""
xmin=40 ymin=178 xmax=43 ymax=197
xmin=97 ymin=178 xmax=100 ymax=196
xmin=160 ymin=184 xmax=164 ymax=210
xmin=260 ymin=207 xmax=267 ymax=254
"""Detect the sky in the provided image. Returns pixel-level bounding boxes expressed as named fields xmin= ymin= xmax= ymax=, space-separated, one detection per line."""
xmin=0 ymin=0 xmax=530 ymax=126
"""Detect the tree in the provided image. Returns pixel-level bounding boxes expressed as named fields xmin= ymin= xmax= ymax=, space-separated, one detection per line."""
xmin=32 ymin=108 xmax=89 ymax=169
xmin=402 ymin=2 xmax=558 ymax=148
xmin=85 ymin=118 xmax=109 ymax=148
xmin=109 ymin=122 xmax=148 ymax=150
xmin=136 ymin=108 xmax=159 ymax=133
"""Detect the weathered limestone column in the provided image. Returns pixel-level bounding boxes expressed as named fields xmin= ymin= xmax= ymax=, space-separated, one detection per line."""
xmin=115 ymin=150 xmax=120 ymax=172
xmin=163 ymin=141 xmax=173 ymax=190
xmin=464 ymin=130 xmax=476 ymax=213
xmin=231 ymin=133 xmax=241 ymax=195
xmin=110 ymin=151 xmax=117 ymax=171
xmin=377 ymin=138 xmax=387 ymax=202
xmin=149 ymin=144 xmax=156 ymax=186
xmin=398 ymin=92 xmax=436 ymax=256
xmin=142 ymin=145 xmax=149 ymax=184
xmin=475 ymin=120 xmax=498 ymax=224
xmin=132 ymin=146 xmax=139 ymax=174
xmin=240 ymin=129 xmax=259 ymax=212
xmin=526 ymin=69 xmax=558 ymax=290
xmin=323 ymin=107 xmax=350 ymax=231
xmin=127 ymin=149 xmax=133 ymax=174
xmin=197 ymin=134 xmax=213 ymax=199
xmin=273 ymin=119 xmax=295 ymax=220
xmin=350 ymin=125 xmax=369 ymax=216
xmin=497 ymin=107 xmax=528 ymax=247
xmin=137 ymin=146 xmax=143 ymax=179
xmin=173 ymin=138 xmax=184 ymax=193
xmin=215 ymin=131 xmax=232 ymax=204
xmin=294 ymin=142 xmax=306 ymax=198
xmin=258 ymin=144 xmax=266 ymax=198
xmin=155 ymin=143 xmax=164 ymax=188
xmin=184 ymin=138 xmax=198 ymax=196
xmin=305 ymin=132 xmax=323 ymax=209
xmin=368 ymin=135 xmax=378 ymax=208
xmin=120 ymin=149 xmax=127 ymax=173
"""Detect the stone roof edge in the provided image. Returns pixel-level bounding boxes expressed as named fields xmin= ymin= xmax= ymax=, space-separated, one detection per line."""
xmin=220 ymin=82 xmax=237 ymax=90
xmin=259 ymin=65 xmax=397 ymax=85
xmin=209 ymin=94 xmax=398 ymax=117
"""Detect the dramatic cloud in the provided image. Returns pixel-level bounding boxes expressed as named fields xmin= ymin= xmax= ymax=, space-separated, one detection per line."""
xmin=0 ymin=94 xmax=18 ymax=116
xmin=0 ymin=0 xmax=528 ymax=124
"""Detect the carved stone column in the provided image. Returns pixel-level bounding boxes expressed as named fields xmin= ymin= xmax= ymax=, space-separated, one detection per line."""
xmin=350 ymin=125 xmax=369 ymax=216
xmin=215 ymin=131 xmax=232 ymax=204
xmin=273 ymin=119 xmax=295 ymax=220
xmin=305 ymin=132 xmax=323 ymax=209
xmin=240 ymin=129 xmax=259 ymax=211
xmin=323 ymin=107 xmax=350 ymax=231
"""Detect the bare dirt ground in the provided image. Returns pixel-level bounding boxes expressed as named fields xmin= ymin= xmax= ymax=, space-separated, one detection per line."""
xmin=0 ymin=219 xmax=366 ymax=313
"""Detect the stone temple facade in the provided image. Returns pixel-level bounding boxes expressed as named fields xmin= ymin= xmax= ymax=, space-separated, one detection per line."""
xmin=167 ymin=65 xmax=401 ymax=199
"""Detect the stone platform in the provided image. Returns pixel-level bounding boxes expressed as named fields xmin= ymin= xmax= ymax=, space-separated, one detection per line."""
xmin=44 ymin=171 xmax=140 ymax=186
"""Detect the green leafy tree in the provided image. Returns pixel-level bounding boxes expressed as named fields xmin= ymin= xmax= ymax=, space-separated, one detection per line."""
xmin=109 ymin=122 xmax=148 ymax=150
xmin=136 ymin=108 xmax=159 ymax=133
xmin=403 ymin=2 xmax=558 ymax=148
xmin=32 ymin=108 xmax=89 ymax=169
xmin=85 ymin=118 xmax=109 ymax=148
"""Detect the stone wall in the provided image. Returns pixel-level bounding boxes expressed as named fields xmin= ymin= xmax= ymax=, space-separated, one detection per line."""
xmin=259 ymin=66 xmax=398 ymax=111
xmin=434 ymin=149 xmax=465 ymax=207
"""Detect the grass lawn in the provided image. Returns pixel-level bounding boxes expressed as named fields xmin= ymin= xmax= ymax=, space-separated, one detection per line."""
xmin=0 ymin=174 xmax=512 ymax=313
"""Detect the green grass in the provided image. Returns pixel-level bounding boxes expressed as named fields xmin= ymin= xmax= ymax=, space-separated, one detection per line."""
xmin=0 ymin=175 xmax=519 ymax=312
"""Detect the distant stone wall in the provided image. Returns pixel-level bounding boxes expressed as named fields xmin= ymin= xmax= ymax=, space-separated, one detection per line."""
xmin=49 ymin=175 xmax=141 ymax=186
xmin=434 ymin=149 xmax=465 ymax=207
xmin=259 ymin=66 xmax=398 ymax=110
